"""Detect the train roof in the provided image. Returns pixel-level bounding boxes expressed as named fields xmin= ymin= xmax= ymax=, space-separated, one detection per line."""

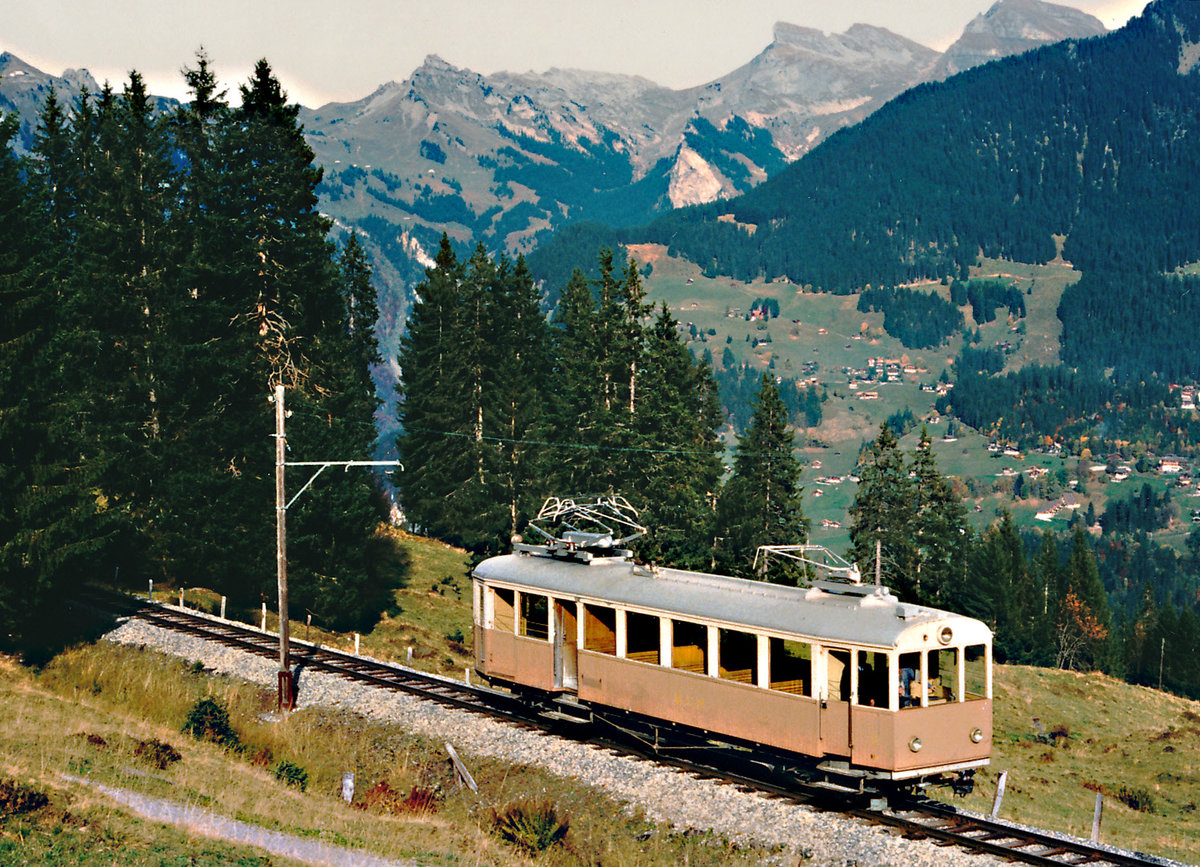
xmin=474 ymin=552 xmax=991 ymax=650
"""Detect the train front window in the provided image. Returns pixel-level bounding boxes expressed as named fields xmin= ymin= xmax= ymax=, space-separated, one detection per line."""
xmin=928 ymin=647 xmax=959 ymax=703
xmin=718 ymin=628 xmax=757 ymax=684
xmin=965 ymin=644 xmax=989 ymax=700
xmin=898 ymin=652 xmax=921 ymax=708
xmin=519 ymin=593 xmax=549 ymax=641
xmin=855 ymin=650 xmax=889 ymax=708
xmin=769 ymin=638 xmax=811 ymax=696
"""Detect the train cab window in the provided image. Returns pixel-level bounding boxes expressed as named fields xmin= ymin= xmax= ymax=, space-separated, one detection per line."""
xmin=964 ymin=644 xmax=989 ymax=700
xmin=898 ymin=652 xmax=921 ymax=708
xmin=625 ymin=611 xmax=660 ymax=665
xmin=492 ymin=588 xmax=515 ymax=633
xmin=928 ymin=647 xmax=959 ymax=703
xmin=671 ymin=620 xmax=708 ymax=674
xmin=855 ymin=650 xmax=889 ymax=708
xmin=718 ymin=629 xmax=758 ymax=684
xmin=768 ymin=638 xmax=811 ymax=696
xmin=582 ymin=604 xmax=617 ymax=655
xmin=519 ymin=593 xmax=549 ymax=641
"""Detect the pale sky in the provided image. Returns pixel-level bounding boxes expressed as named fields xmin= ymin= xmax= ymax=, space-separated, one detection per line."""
xmin=1 ymin=0 xmax=1149 ymax=109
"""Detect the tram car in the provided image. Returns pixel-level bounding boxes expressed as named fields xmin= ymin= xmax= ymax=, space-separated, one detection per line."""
xmin=471 ymin=497 xmax=991 ymax=793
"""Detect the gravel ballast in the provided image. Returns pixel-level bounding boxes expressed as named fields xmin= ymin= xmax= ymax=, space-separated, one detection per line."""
xmin=106 ymin=615 xmax=1011 ymax=866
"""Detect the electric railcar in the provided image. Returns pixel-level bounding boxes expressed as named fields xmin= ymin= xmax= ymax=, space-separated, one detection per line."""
xmin=471 ymin=505 xmax=991 ymax=794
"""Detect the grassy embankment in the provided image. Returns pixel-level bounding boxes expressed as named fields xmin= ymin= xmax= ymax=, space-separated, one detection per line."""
xmin=0 ymin=533 xmax=772 ymax=865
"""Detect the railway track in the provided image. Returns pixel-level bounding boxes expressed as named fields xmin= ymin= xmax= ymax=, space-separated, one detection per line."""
xmin=82 ymin=587 xmax=1172 ymax=867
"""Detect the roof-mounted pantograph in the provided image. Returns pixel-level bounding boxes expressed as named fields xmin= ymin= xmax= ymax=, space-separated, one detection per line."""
xmin=516 ymin=495 xmax=647 ymax=562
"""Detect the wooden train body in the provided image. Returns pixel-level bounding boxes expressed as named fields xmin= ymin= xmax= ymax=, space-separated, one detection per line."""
xmin=472 ymin=547 xmax=991 ymax=786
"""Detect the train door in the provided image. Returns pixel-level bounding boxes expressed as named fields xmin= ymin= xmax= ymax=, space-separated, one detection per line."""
xmin=553 ymin=600 xmax=578 ymax=691
xmin=819 ymin=647 xmax=852 ymax=757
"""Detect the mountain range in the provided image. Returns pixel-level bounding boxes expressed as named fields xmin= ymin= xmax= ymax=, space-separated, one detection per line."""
xmin=0 ymin=0 xmax=1109 ymax=357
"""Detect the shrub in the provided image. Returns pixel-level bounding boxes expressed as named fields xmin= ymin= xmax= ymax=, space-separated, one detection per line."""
xmin=181 ymin=697 xmax=240 ymax=749
xmin=274 ymin=760 xmax=309 ymax=791
xmin=134 ymin=738 xmax=182 ymax=770
xmin=0 ymin=779 xmax=49 ymax=816
xmin=491 ymin=800 xmax=569 ymax=855
xmin=356 ymin=781 xmax=443 ymax=814
xmin=1114 ymin=784 xmax=1155 ymax=813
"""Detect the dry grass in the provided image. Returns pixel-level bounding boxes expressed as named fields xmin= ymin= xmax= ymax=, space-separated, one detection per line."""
xmin=945 ymin=663 xmax=1200 ymax=863
xmin=0 ymin=646 xmax=773 ymax=865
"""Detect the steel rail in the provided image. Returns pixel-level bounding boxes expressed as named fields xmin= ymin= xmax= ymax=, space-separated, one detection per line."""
xmin=80 ymin=587 xmax=1170 ymax=867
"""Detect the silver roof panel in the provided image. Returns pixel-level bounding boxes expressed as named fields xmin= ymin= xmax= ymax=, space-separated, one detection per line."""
xmin=474 ymin=553 xmax=989 ymax=649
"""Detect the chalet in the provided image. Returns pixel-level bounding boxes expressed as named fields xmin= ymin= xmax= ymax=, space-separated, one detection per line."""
xmin=1160 ymin=455 xmax=1184 ymax=474
xmin=1035 ymin=494 xmax=1082 ymax=522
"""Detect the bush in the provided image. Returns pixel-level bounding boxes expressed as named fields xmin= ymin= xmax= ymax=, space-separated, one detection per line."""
xmin=274 ymin=760 xmax=309 ymax=791
xmin=1114 ymin=784 xmax=1155 ymax=813
xmin=0 ymin=779 xmax=49 ymax=816
xmin=356 ymin=780 xmax=443 ymax=814
xmin=181 ymin=697 xmax=240 ymax=749
xmin=491 ymin=800 xmax=569 ymax=854
xmin=134 ymin=738 xmax=182 ymax=770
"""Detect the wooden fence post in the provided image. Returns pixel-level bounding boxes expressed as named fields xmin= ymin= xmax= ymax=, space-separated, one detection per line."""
xmin=991 ymin=770 xmax=1008 ymax=818
xmin=445 ymin=742 xmax=477 ymax=793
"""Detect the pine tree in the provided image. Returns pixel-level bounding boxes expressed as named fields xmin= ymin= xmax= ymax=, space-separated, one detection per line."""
xmin=57 ymin=74 xmax=178 ymax=583
xmin=397 ymin=237 xmax=479 ymax=544
xmin=714 ymin=373 xmax=808 ymax=580
xmin=909 ymin=428 xmax=969 ymax=606
xmin=0 ymin=113 xmax=46 ymax=628
xmin=635 ymin=304 xmax=723 ymax=569
xmin=1056 ymin=526 xmax=1112 ymax=671
xmin=848 ymin=423 xmax=918 ymax=597
xmin=487 ymin=254 xmax=554 ymax=542
xmin=549 ymin=267 xmax=604 ymax=493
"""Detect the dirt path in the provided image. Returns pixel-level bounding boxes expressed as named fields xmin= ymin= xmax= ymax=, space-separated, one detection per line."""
xmin=64 ymin=776 xmax=415 ymax=867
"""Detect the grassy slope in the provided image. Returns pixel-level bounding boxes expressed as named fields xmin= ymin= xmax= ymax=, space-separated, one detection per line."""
xmin=961 ymin=664 xmax=1200 ymax=863
xmin=5 ymin=534 xmax=1196 ymax=862
xmin=0 ymin=637 xmax=768 ymax=866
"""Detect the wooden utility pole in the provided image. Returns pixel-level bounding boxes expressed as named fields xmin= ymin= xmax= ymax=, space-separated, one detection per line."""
xmin=275 ymin=383 xmax=293 ymax=710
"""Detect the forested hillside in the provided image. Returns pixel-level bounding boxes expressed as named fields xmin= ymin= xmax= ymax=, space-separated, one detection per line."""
xmin=644 ymin=0 xmax=1200 ymax=293
xmin=0 ymin=57 xmax=391 ymax=634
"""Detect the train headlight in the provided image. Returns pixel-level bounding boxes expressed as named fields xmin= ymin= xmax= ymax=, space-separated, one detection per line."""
xmin=938 ymin=626 xmax=954 ymax=645
xmin=908 ymin=736 xmax=923 ymax=753
xmin=970 ymin=728 xmax=984 ymax=744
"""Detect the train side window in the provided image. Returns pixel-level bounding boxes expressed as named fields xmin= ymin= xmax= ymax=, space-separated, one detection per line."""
xmin=672 ymin=620 xmax=707 ymax=674
xmin=855 ymin=650 xmax=889 ymax=708
xmin=928 ymin=647 xmax=959 ymax=703
xmin=965 ymin=644 xmax=988 ymax=700
xmin=519 ymin=593 xmax=549 ymax=641
xmin=769 ymin=638 xmax=811 ymax=696
xmin=582 ymin=604 xmax=617 ymax=655
xmin=718 ymin=628 xmax=758 ymax=684
xmin=625 ymin=611 xmax=660 ymax=665
xmin=493 ymin=588 xmax=515 ymax=633
xmin=898 ymin=652 xmax=921 ymax=708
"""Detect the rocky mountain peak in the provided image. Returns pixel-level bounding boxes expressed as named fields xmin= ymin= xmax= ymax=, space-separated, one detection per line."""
xmin=931 ymin=0 xmax=1106 ymax=78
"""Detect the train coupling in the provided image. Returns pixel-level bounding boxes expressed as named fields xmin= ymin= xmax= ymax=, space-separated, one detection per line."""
xmin=949 ymin=769 xmax=976 ymax=797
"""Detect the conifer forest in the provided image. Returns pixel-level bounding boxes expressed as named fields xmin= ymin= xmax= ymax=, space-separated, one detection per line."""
xmin=2 ymin=41 xmax=1199 ymax=702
